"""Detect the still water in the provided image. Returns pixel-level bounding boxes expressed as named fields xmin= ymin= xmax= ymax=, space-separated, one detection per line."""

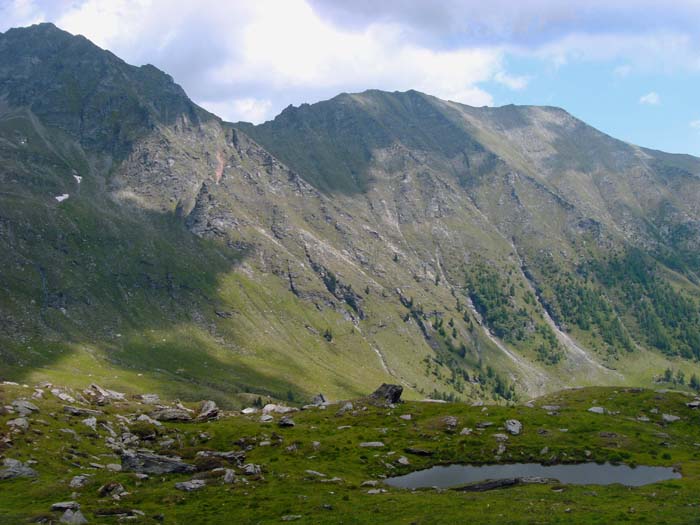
xmin=386 ymin=462 xmax=681 ymax=489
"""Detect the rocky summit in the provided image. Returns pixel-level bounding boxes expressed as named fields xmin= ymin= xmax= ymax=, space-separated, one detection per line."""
xmin=1 ymin=21 xmax=700 ymax=523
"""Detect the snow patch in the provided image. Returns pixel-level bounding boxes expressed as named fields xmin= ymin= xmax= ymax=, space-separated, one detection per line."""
xmin=55 ymin=194 xmax=70 ymax=202
xmin=73 ymin=175 xmax=82 ymax=184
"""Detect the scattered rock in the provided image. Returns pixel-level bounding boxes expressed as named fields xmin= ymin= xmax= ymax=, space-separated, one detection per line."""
xmin=197 ymin=400 xmax=219 ymax=421
xmin=686 ymin=401 xmax=700 ymax=409
xmin=136 ymin=414 xmax=162 ymax=427
xmin=0 ymin=458 xmax=37 ymax=479
xmin=367 ymin=489 xmax=387 ymax=494
xmin=281 ymin=515 xmax=302 ymax=522
xmin=305 ymin=470 xmax=326 ymax=477
xmin=241 ymin=407 xmax=258 ymax=415
xmin=311 ymin=393 xmax=327 ymax=406
xmin=98 ymin=481 xmax=127 ymax=499
xmin=336 ymin=402 xmax=354 ymax=416
xmin=404 ymin=447 xmax=433 ymax=456
xmin=69 ymin=475 xmax=91 ymax=488
xmin=84 ymin=383 xmax=126 ymax=404
xmin=493 ymin=433 xmax=509 ymax=442
xmin=397 ymin=456 xmax=409 ymax=465
xmin=11 ymin=399 xmax=39 ymax=416
xmin=106 ymin=463 xmax=122 ymax=472
xmin=136 ymin=394 xmax=160 ymax=404
xmin=175 ymin=479 xmax=206 ymax=492
xmin=460 ymin=427 xmax=473 ymax=436
xmin=662 ymin=414 xmax=680 ymax=423
xmin=442 ymin=416 xmax=458 ymax=430
xmin=476 ymin=421 xmax=493 ymax=429
xmin=454 ymin=478 xmax=521 ymax=492
xmin=369 ymin=384 xmax=403 ymax=405
xmin=262 ymin=403 xmax=296 ymax=415
xmin=361 ymin=480 xmax=378 ymax=487
xmin=51 ymin=389 xmax=76 ymax=403
xmin=223 ymin=469 xmax=236 ymax=484
xmin=259 ymin=414 xmax=273 ymax=423
xmin=82 ymin=417 xmax=97 ymax=431
xmin=243 ymin=463 xmax=262 ymax=476
xmin=7 ymin=417 xmax=28 ymax=432
xmin=150 ymin=407 xmax=193 ymax=422
xmin=60 ymin=509 xmax=88 ymax=524
xmin=121 ymin=451 xmax=195 ymax=474
xmin=359 ymin=442 xmax=385 ymax=448
xmin=63 ymin=405 xmax=103 ymax=417
xmin=542 ymin=405 xmax=560 ymax=412
xmin=51 ymin=502 xmax=80 ymax=511
xmin=399 ymin=414 xmax=412 ymax=421
xmin=278 ymin=416 xmax=295 ymax=428
xmin=505 ymin=419 xmax=523 ymax=435
xmin=588 ymin=407 xmax=606 ymax=414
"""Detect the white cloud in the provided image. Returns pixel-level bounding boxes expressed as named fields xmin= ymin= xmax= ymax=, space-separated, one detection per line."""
xmin=690 ymin=120 xmax=700 ymax=129
xmin=639 ymin=91 xmax=660 ymax=105
xmin=0 ymin=0 xmax=45 ymax=30
xmin=493 ymin=71 xmax=529 ymax=90
xmin=202 ymin=98 xmax=273 ymax=123
xmin=48 ymin=0 xmax=516 ymax=121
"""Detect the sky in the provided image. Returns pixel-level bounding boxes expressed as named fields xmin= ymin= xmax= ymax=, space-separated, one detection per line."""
xmin=1 ymin=0 xmax=700 ymax=155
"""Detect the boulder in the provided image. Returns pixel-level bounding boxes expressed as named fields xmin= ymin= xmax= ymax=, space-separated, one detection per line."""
xmin=136 ymin=394 xmax=160 ymax=404
xmin=175 ymin=479 xmax=206 ymax=492
xmin=588 ymin=407 xmax=606 ymax=414
xmin=7 ymin=417 xmax=28 ymax=432
xmin=84 ymin=383 xmax=126 ymax=404
xmin=278 ymin=416 xmax=295 ymax=427
xmin=150 ymin=407 xmax=192 ymax=422
xmin=121 ymin=450 xmax=195 ymax=474
xmin=359 ymin=442 xmax=385 ymax=448
xmin=63 ymin=405 xmax=103 ymax=417
xmin=262 ymin=403 xmax=296 ymax=415
xmin=82 ymin=417 xmax=97 ymax=431
xmin=311 ymin=393 xmax=327 ymax=406
xmin=399 ymin=414 xmax=412 ymax=421
xmin=59 ymin=509 xmax=88 ymax=524
xmin=69 ymin=475 xmax=91 ymax=488
xmin=98 ymin=481 xmax=127 ymax=499
xmin=686 ymin=400 xmax=700 ymax=409
xmin=241 ymin=407 xmax=258 ymax=415
xmin=243 ymin=463 xmax=262 ymax=476
xmin=369 ymin=384 xmax=403 ymax=405
xmin=505 ymin=419 xmax=523 ymax=435
xmin=259 ymin=414 xmax=273 ymax=423
xmin=136 ymin=414 xmax=162 ymax=426
xmin=662 ymin=414 xmax=681 ymax=423
xmin=442 ymin=416 xmax=458 ymax=430
xmin=11 ymin=399 xmax=39 ymax=416
xmin=51 ymin=502 xmax=80 ymax=511
xmin=0 ymin=458 xmax=37 ymax=479
xmin=335 ymin=402 xmax=354 ymax=416
xmin=197 ymin=400 xmax=219 ymax=421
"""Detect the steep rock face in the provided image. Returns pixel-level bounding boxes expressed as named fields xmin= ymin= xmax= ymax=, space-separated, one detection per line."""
xmin=2 ymin=24 xmax=700 ymax=405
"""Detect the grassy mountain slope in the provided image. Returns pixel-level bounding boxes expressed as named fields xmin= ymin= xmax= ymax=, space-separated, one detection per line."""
xmin=1 ymin=24 xmax=700 ymax=406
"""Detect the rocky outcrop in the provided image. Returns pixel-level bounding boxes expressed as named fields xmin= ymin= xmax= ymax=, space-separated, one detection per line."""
xmin=0 ymin=458 xmax=37 ymax=479
xmin=369 ymin=384 xmax=403 ymax=405
xmin=121 ymin=451 xmax=195 ymax=474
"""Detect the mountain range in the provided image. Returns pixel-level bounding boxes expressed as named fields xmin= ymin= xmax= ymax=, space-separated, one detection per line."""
xmin=2 ymin=23 xmax=700 ymax=407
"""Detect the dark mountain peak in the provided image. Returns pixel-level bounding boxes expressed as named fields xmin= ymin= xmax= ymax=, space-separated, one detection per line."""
xmin=0 ymin=23 xmax=213 ymax=158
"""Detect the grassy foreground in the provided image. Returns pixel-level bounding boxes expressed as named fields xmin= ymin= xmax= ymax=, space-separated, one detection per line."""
xmin=1 ymin=383 xmax=699 ymax=524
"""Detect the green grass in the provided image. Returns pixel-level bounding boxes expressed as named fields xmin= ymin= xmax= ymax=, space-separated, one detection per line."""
xmin=2 ymin=384 xmax=700 ymax=523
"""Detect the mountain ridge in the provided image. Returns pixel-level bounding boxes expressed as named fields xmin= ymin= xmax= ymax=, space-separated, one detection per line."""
xmin=1 ymin=24 xmax=700 ymax=407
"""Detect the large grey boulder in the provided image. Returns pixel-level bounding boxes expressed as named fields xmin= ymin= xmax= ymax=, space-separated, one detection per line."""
xmin=11 ymin=399 xmax=39 ymax=416
xmin=150 ymin=407 xmax=193 ymax=422
xmin=175 ymin=479 xmax=206 ymax=491
xmin=121 ymin=451 xmax=195 ymax=474
xmin=369 ymin=384 xmax=403 ymax=405
xmin=0 ymin=458 xmax=38 ymax=479
xmin=505 ymin=419 xmax=523 ymax=435
xmin=60 ymin=509 xmax=88 ymax=524
xmin=197 ymin=400 xmax=219 ymax=421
